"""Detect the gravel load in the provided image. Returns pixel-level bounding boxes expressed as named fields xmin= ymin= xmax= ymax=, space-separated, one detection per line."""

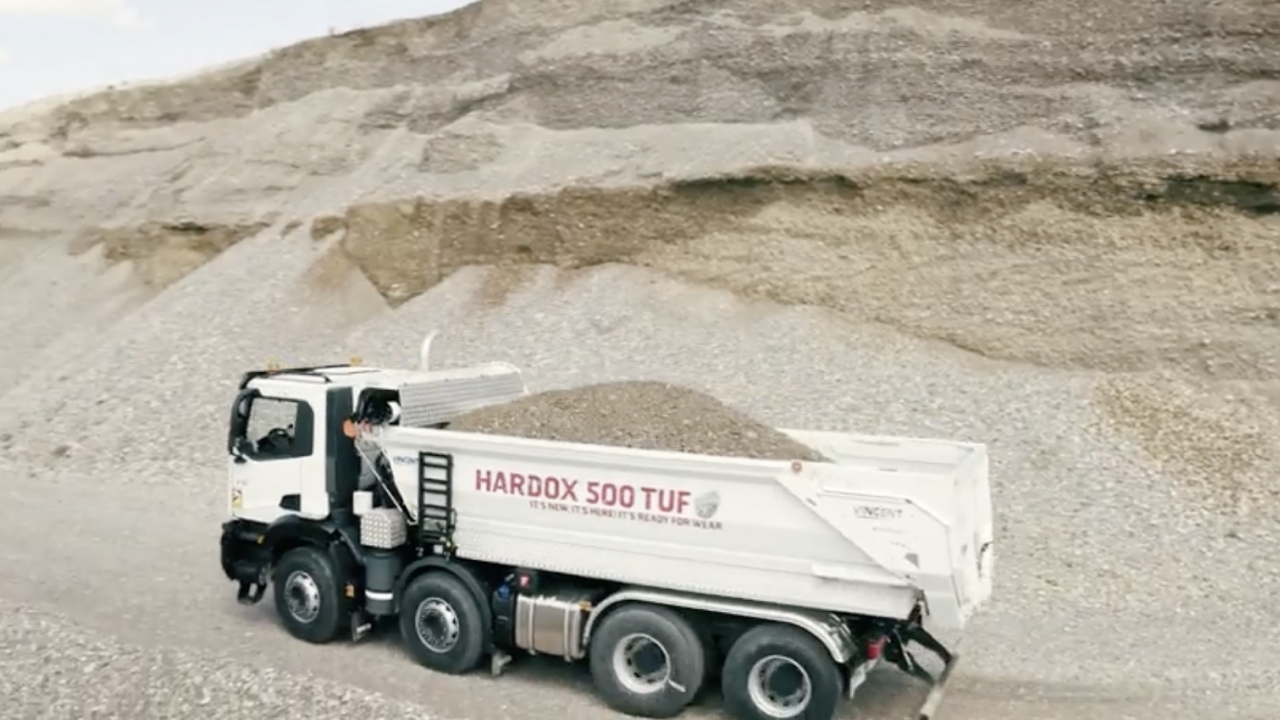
xmin=449 ymin=380 xmax=830 ymax=462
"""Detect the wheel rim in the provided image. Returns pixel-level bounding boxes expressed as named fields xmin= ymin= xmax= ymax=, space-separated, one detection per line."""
xmin=414 ymin=597 xmax=461 ymax=653
xmin=611 ymin=632 xmax=671 ymax=695
xmin=283 ymin=571 xmax=321 ymax=624
xmin=746 ymin=655 xmax=812 ymax=719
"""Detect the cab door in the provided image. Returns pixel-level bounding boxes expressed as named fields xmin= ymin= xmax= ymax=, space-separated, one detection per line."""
xmin=227 ymin=381 xmax=318 ymax=524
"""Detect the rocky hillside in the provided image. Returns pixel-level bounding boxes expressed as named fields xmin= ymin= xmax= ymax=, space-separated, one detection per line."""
xmin=3 ymin=2 xmax=1276 ymax=348
xmin=3 ymin=0 xmax=1278 ymax=502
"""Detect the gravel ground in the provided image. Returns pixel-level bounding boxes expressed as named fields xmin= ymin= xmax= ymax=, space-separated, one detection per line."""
xmin=3 ymin=592 xmax=1272 ymax=720
xmin=0 ymin=602 xmax=439 ymax=720
xmin=449 ymin=380 xmax=830 ymax=461
xmin=2 ymin=258 xmax=1277 ymax=719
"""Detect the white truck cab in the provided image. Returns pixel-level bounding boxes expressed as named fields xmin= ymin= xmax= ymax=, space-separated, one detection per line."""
xmin=219 ymin=333 xmax=993 ymax=720
xmin=228 ymin=374 xmax=332 ymax=522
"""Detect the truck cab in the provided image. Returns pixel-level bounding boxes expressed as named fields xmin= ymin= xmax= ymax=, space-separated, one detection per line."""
xmin=226 ymin=350 xmax=528 ymax=526
xmin=227 ymin=372 xmax=338 ymax=523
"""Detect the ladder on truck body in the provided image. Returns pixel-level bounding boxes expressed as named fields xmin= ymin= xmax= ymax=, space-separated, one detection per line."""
xmin=417 ymin=451 xmax=456 ymax=550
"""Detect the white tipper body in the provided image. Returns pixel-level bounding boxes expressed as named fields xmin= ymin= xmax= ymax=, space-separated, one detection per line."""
xmin=376 ymin=425 xmax=995 ymax=632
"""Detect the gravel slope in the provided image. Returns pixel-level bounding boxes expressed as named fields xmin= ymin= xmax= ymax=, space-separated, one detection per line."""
xmin=1 ymin=0 xmax=1278 ymax=718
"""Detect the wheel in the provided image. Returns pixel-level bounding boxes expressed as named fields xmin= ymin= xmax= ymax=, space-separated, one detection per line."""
xmin=398 ymin=571 xmax=486 ymax=674
xmin=588 ymin=603 xmax=707 ymax=718
xmin=272 ymin=546 xmax=345 ymax=644
xmin=721 ymin=623 xmax=842 ymax=720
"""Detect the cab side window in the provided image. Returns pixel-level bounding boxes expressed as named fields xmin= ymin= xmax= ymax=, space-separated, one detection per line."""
xmin=242 ymin=396 xmax=315 ymax=460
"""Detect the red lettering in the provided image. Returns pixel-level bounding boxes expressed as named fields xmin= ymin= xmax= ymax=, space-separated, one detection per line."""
xmin=640 ymin=486 xmax=657 ymax=509
xmin=477 ymin=470 xmax=699 ymax=523
xmin=560 ymin=478 xmax=579 ymax=501
xmin=675 ymin=490 xmax=690 ymax=514
xmin=656 ymin=488 xmax=674 ymax=513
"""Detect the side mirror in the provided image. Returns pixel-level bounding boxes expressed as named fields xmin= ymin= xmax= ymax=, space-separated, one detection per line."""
xmin=227 ymin=387 xmax=260 ymax=456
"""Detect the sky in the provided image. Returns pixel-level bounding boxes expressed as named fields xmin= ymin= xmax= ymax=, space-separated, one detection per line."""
xmin=0 ymin=0 xmax=475 ymax=110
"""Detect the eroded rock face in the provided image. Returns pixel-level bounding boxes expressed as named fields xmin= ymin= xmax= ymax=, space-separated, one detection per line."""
xmin=0 ymin=0 xmax=1277 ymax=501
xmin=331 ymin=164 xmax=1280 ymax=379
xmin=71 ymin=221 xmax=270 ymax=288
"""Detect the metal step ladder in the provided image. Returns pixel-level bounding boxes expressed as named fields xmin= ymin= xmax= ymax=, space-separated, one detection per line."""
xmin=417 ymin=451 xmax=455 ymax=549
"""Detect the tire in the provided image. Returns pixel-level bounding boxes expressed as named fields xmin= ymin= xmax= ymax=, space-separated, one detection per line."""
xmin=721 ymin=623 xmax=842 ymax=720
xmin=272 ymin=546 xmax=346 ymax=644
xmin=588 ymin=603 xmax=707 ymax=718
xmin=398 ymin=571 xmax=486 ymax=674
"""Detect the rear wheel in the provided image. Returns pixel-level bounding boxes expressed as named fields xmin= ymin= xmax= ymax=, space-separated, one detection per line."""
xmin=721 ymin=623 xmax=842 ymax=720
xmin=589 ymin=604 xmax=707 ymax=718
xmin=272 ymin=546 xmax=345 ymax=644
xmin=398 ymin=571 xmax=486 ymax=674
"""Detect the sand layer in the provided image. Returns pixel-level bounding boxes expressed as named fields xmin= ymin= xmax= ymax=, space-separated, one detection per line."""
xmin=329 ymin=163 xmax=1280 ymax=379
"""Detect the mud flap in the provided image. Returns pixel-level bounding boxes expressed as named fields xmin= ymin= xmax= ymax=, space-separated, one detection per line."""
xmin=236 ymin=570 xmax=268 ymax=605
xmin=885 ymin=624 xmax=959 ymax=720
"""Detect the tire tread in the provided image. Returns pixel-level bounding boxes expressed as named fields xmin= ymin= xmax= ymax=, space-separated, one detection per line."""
xmin=588 ymin=603 xmax=707 ymax=719
xmin=272 ymin=545 xmax=345 ymax=644
xmin=398 ymin=571 xmax=486 ymax=675
xmin=721 ymin=623 xmax=842 ymax=720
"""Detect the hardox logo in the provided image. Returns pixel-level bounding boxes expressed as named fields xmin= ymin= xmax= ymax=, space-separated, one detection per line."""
xmin=694 ymin=491 xmax=720 ymax=519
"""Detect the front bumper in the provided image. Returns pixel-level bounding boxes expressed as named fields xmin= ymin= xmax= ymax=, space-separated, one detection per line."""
xmin=220 ymin=519 xmax=271 ymax=604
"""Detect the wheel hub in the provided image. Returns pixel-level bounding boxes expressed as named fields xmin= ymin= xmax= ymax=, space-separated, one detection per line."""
xmin=415 ymin=597 xmax=461 ymax=653
xmin=612 ymin=633 xmax=671 ymax=695
xmin=747 ymin=655 xmax=812 ymax=719
xmin=283 ymin=571 xmax=321 ymax=624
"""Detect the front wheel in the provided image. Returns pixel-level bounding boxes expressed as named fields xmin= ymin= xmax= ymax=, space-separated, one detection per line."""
xmin=721 ymin=623 xmax=842 ymax=720
xmin=272 ymin=546 xmax=345 ymax=644
xmin=398 ymin=571 xmax=486 ymax=674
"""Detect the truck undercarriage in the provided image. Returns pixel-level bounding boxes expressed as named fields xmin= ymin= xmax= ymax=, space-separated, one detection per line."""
xmin=221 ymin=506 xmax=960 ymax=720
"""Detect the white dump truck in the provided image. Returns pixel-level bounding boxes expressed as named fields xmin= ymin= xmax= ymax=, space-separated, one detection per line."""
xmin=220 ymin=332 xmax=994 ymax=720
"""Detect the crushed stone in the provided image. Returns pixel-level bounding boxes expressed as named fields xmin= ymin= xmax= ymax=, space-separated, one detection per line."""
xmin=449 ymin=380 xmax=830 ymax=462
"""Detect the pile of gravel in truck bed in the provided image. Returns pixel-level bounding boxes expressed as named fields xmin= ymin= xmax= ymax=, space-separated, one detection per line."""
xmin=448 ymin=380 xmax=829 ymax=462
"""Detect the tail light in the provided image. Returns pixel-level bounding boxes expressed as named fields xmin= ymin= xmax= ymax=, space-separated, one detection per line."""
xmin=864 ymin=635 xmax=887 ymax=661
